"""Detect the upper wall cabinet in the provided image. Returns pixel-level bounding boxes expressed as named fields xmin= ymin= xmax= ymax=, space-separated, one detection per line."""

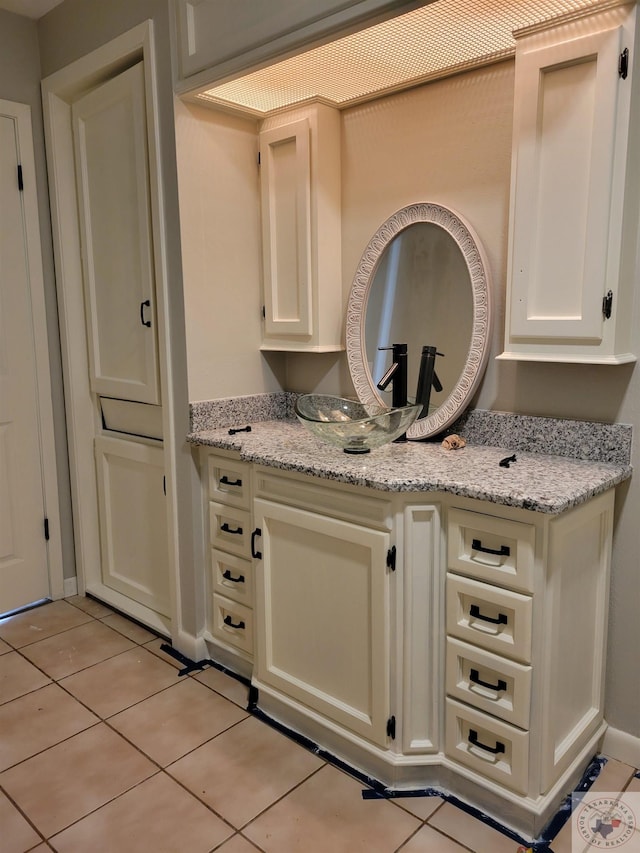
xmin=259 ymin=103 xmax=343 ymax=352
xmin=173 ymin=0 xmax=417 ymax=87
xmin=501 ymin=4 xmax=639 ymax=364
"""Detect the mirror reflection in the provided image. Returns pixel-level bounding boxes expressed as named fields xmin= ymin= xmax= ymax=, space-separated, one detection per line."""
xmin=366 ymin=222 xmax=473 ymax=417
xmin=346 ymin=202 xmax=491 ymax=440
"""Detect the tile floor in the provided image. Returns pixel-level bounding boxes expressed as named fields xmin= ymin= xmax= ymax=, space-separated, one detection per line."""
xmin=0 ymin=598 xmax=638 ymax=853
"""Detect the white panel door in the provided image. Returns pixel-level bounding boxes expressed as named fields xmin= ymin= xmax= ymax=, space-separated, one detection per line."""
xmin=0 ymin=112 xmax=49 ymax=613
xmin=72 ymin=62 xmax=160 ymax=404
xmin=95 ymin=435 xmax=170 ymax=617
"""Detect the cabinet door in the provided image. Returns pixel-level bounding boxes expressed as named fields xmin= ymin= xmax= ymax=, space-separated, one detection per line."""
xmin=95 ymin=435 xmax=170 ymax=616
xmin=505 ymin=18 xmax=634 ymax=359
xmin=260 ymin=119 xmax=313 ymax=338
xmin=73 ymin=62 xmax=160 ymax=404
xmin=254 ymin=497 xmax=391 ymax=746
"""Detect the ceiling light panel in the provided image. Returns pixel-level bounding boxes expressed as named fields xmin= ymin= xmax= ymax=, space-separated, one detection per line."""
xmin=197 ymin=0 xmax=614 ymax=115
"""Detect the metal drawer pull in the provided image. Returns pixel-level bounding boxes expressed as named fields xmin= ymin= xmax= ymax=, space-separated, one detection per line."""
xmin=140 ymin=299 xmax=151 ymax=327
xmin=469 ymin=668 xmax=507 ymax=693
xmin=469 ymin=604 xmax=507 ymax=625
xmin=223 ymin=615 xmax=245 ymax=630
xmin=251 ymin=528 xmax=262 ymax=559
xmin=222 ymin=569 xmax=245 ymax=584
xmin=221 ymin=522 xmax=243 ymax=535
xmin=220 ymin=475 xmax=242 ymax=487
xmin=472 ymin=538 xmax=510 ymax=557
xmin=468 ymin=729 xmax=505 ymax=755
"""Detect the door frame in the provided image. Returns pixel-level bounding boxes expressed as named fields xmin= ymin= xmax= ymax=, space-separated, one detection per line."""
xmin=41 ymin=21 xmax=177 ymax=636
xmin=0 ymin=98 xmax=64 ymax=605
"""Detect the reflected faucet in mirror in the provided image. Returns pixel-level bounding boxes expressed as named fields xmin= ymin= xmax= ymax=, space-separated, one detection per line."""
xmin=416 ymin=346 xmax=444 ymax=418
xmin=376 ymin=343 xmax=408 ymax=442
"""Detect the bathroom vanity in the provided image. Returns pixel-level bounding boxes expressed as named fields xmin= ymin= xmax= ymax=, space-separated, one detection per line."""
xmin=190 ymin=417 xmax=630 ymax=840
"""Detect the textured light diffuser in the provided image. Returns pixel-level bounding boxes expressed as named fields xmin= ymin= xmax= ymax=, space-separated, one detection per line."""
xmin=197 ymin=0 xmax=610 ymax=115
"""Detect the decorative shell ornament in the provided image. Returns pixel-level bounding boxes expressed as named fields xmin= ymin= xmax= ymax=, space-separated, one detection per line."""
xmin=441 ymin=434 xmax=466 ymax=450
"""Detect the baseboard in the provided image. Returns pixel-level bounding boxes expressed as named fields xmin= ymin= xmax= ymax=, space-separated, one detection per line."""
xmin=601 ymin=725 xmax=640 ymax=768
xmin=63 ymin=577 xmax=78 ymax=597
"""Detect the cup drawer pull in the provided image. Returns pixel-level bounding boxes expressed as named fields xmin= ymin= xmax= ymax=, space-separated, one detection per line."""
xmin=223 ymin=615 xmax=245 ymax=630
xmin=468 ymin=728 xmax=505 ymax=755
xmin=220 ymin=475 xmax=242 ymax=487
xmin=222 ymin=569 xmax=245 ymax=584
xmin=221 ymin=522 xmax=243 ymax=535
xmin=469 ymin=604 xmax=507 ymax=625
xmin=472 ymin=538 xmax=510 ymax=558
xmin=469 ymin=668 xmax=507 ymax=693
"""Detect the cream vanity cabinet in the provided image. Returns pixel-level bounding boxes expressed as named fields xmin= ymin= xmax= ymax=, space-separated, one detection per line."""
xmin=259 ymin=103 xmax=343 ymax=352
xmin=501 ymin=3 xmax=639 ymax=364
xmin=202 ymin=449 xmax=256 ymax=673
xmin=444 ymin=491 xmax=613 ymax=807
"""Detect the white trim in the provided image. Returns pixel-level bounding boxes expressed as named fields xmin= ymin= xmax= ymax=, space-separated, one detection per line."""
xmin=0 ymin=98 xmax=64 ymax=602
xmin=63 ymin=577 xmax=78 ymax=598
xmin=601 ymin=725 xmax=640 ymax=768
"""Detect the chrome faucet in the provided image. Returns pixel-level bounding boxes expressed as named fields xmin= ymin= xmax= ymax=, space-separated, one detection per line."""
xmin=377 ymin=342 xmax=408 ymax=408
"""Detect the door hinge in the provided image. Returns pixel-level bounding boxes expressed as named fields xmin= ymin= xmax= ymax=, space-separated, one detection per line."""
xmin=386 ymin=546 xmax=396 ymax=571
xmin=44 ymin=517 xmax=50 ymax=541
xmin=619 ymin=47 xmax=629 ymax=79
xmin=602 ymin=290 xmax=613 ymax=319
xmin=17 ymin=164 xmax=23 ymax=191
xmin=386 ymin=715 xmax=396 ymax=739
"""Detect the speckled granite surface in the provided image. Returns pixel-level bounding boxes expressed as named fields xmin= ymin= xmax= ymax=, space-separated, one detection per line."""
xmin=190 ymin=393 xmax=296 ymax=432
xmin=188 ymin=419 xmax=631 ymax=514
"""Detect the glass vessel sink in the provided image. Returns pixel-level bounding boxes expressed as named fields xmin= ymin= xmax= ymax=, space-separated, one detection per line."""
xmin=294 ymin=394 xmax=421 ymax=454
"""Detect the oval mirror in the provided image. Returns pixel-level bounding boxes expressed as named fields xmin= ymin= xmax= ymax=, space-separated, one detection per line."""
xmin=346 ymin=203 xmax=491 ymax=440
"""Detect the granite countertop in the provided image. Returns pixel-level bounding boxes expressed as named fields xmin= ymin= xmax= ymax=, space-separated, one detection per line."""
xmin=187 ymin=419 xmax=631 ymax=514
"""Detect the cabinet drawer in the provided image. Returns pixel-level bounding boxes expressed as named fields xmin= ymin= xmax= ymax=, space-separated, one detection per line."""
xmin=212 ymin=594 xmax=253 ymax=656
xmin=207 ymin=455 xmax=251 ymax=509
xmin=209 ymin=503 xmax=252 ymax=559
xmin=446 ymin=638 xmax=532 ymax=729
xmin=446 ymin=574 xmax=532 ymax=663
xmin=445 ymin=699 xmax=529 ymax=795
xmin=448 ymin=508 xmax=536 ymax=593
xmin=212 ymin=549 xmax=253 ymax=607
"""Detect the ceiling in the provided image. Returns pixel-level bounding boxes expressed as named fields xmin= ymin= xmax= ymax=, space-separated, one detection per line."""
xmin=0 ymin=0 xmax=62 ymax=18
xmin=196 ymin=0 xmax=622 ymax=116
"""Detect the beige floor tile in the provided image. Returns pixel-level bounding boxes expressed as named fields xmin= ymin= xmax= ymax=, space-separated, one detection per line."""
xmin=49 ymin=772 xmax=233 ymax=853
xmin=0 ymin=652 xmax=50 ymax=705
xmin=143 ymin=637 xmax=187 ymax=669
xmin=590 ymin=757 xmax=636 ymax=793
xmin=427 ymin=801 xmax=522 ymax=853
xmin=193 ymin=666 xmax=251 ymax=708
xmin=100 ymin=612 xmax=157 ymax=644
xmin=168 ymin=715 xmax=324 ymax=828
xmin=109 ymin=677 xmax=247 ymax=765
xmin=626 ymin=776 xmax=640 ymax=792
xmin=243 ymin=763 xmax=421 ymax=853
xmin=399 ymin=824 xmax=471 ymax=852
xmin=65 ymin=595 xmax=113 ymax=618
xmin=394 ymin=794 xmax=445 ymax=821
xmin=0 ymin=683 xmax=98 ymax=771
xmin=0 ymin=601 xmax=92 ymax=648
xmin=0 ymin=788 xmax=42 ymax=853
xmin=0 ymin=723 xmax=157 ymax=837
xmin=0 ymin=637 xmax=11 ymax=654
xmin=19 ymin=620 xmax=135 ymax=680
xmin=216 ymin=835 xmax=264 ymax=853
xmin=60 ymin=646 xmax=181 ymax=717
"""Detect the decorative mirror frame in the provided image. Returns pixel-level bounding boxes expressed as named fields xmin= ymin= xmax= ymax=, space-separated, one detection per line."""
xmin=346 ymin=202 xmax=491 ymax=440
